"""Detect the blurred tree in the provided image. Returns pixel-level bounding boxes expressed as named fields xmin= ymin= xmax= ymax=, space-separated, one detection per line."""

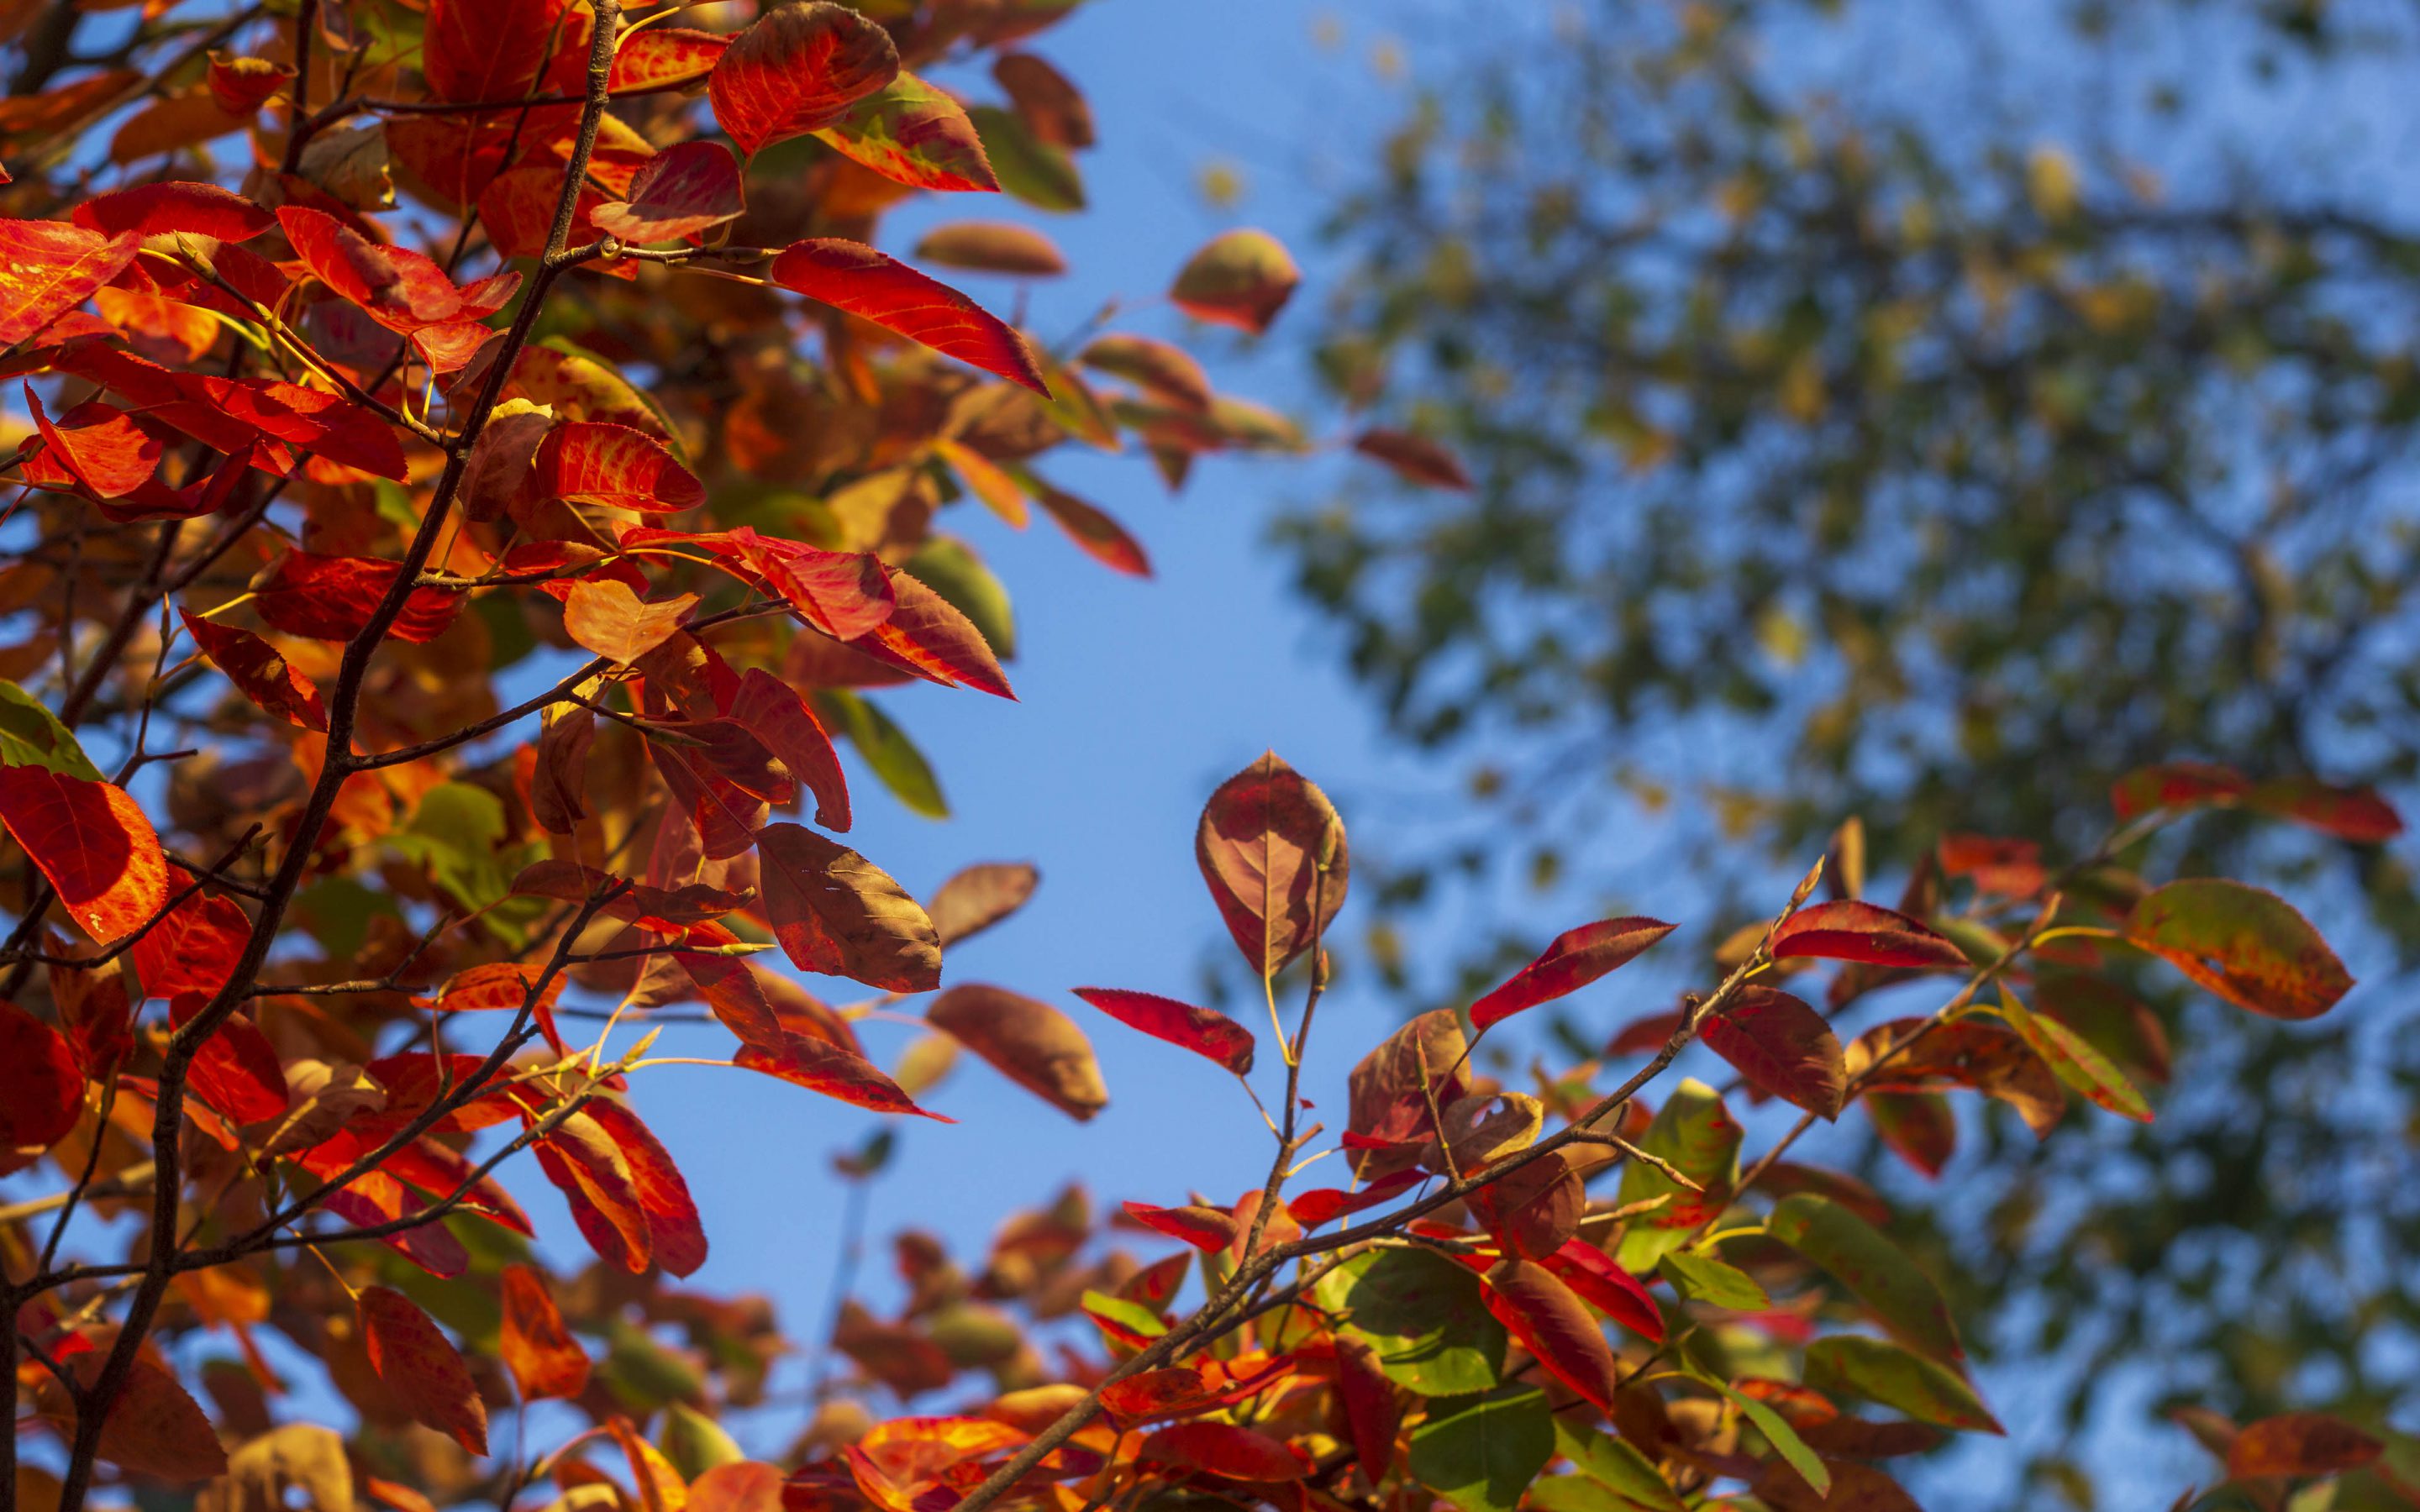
xmin=1292 ymin=0 xmax=2420 ymax=1499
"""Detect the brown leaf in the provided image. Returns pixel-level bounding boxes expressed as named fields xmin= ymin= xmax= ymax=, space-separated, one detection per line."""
xmin=2226 ymin=1412 xmax=2383 ymax=1478
xmin=755 ymin=823 xmax=941 ymax=991
xmin=1194 ymin=751 xmax=1348 ymax=977
xmin=358 ymin=1285 xmax=488 ymax=1455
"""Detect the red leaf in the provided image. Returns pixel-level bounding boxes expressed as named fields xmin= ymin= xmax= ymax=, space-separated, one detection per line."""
xmin=170 ymin=993 xmax=287 ymax=1126
xmin=128 ymin=868 xmax=248 ymax=1002
xmin=1700 ymin=986 xmax=1847 ymax=1119
xmin=688 ymin=1464 xmax=785 ymax=1512
xmin=2246 ymin=778 xmax=2404 ymax=843
xmin=735 ymin=1032 xmax=955 ymax=1121
xmin=73 ymin=181 xmax=273 ymax=241
xmin=1470 ymin=916 xmax=1676 ymax=1031
xmin=1333 ymin=1336 xmax=1401 ymax=1485
xmin=2225 ymin=1413 xmax=2383 ymax=1478
xmin=0 ymin=1000 xmax=85 ymax=1163
xmin=24 ymin=386 xmax=161 ymax=497
xmin=179 ymin=608 xmax=326 ymax=731
xmin=1123 ymin=1200 xmax=1240 ymax=1252
xmin=1353 ymin=428 xmax=1472 ymax=491
xmin=534 ymin=1109 xmax=653 ymax=1273
xmin=1481 ymin=1257 xmax=1623 ymax=1410
xmin=1195 ymin=751 xmax=1349 ymax=977
xmin=1770 ymin=900 xmax=1967 ymax=969
xmin=276 ymin=206 xmax=519 ymax=335
xmin=2110 ymin=759 xmax=2249 ymax=820
xmin=422 ymin=0 xmax=565 ymax=104
xmin=206 ymin=54 xmax=295 ymax=115
xmin=1865 ymin=1090 xmax=1957 ymax=1178
xmin=708 ymin=1 xmax=899 ymax=155
xmin=62 ymin=1357 xmax=228 ymax=1481
xmin=729 ymin=669 xmax=851 ymax=832
xmin=1139 ymin=1422 xmax=1305 ymax=1483
xmin=0 ymin=767 xmax=168 ymax=945
xmin=771 ymin=239 xmax=1046 ymax=393
xmin=1286 ymin=1169 xmax=1421 ymax=1227
xmin=852 ymin=564 xmax=1015 ymax=698
xmin=1034 ymin=482 xmax=1152 ymax=576
xmin=252 ymin=552 xmax=465 ymax=644
xmin=500 ymin=1264 xmax=589 ymax=1399
xmin=359 ymin=1285 xmax=489 ymax=1454
xmin=0 ymin=220 xmax=139 ymax=347
xmin=612 ymin=28 xmax=729 ymax=92
xmin=1074 ymin=987 xmax=1255 ymax=1075
xmin=929 ymin=983 xmax=1109 ymax=1121
xmin=818 ymin=73 xmax=1000 ymax=193
xmin=583 ymin=1098 xmax=707 ymax=1278
xmin=594 ymin=140 xmax=747 ymax=243
xmin=1540 ymin=1239 xmax=1665 ymax=1343
xmin=528 ymin=421 xmax=704 ymax=512
xmin=756 ymin=823 xmax=940 ymax=990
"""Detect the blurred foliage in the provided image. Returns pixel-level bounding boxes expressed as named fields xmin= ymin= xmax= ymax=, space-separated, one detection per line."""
xmin=1294 ymin=0 xmax=2420 ymax=1500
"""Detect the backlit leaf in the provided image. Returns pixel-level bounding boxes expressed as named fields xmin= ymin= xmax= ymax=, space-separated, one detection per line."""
xmin=0 ymin=766 xmax=170 ymax=944
xmin=0 ymin=219 xmax=139 ymax=347
xmin=2125 ymin=879 xmax=2353 ymax=1020
xmin=1075 ymin=986 xmax=1255 ymax=1075
xmin=1313 ymin=1247 xmax=1506 ymax=1397
xmin=1470 ymin=916 xmax=1676 ymax=1031
xmin=1613 ymin=1079 xmax=1740 ymax=1269
xmin=594 ymin=141 xmax=746 ymax=244
xmin=1995 ymin=985 xmax=2150 ymax=1121
xmin=180 ymin=610 xmax=327 ymax=732
xmin=500 ymin=1263 xmax=591 ymax=1400
xmin=1139 ymin=1422 xmax=1303 ymax=1482
xmin=1170 ymin=228 xmax=1300 ymax=334
xmin=0 ymin=1000 xmax=84 ymax=1162
xmin=817 ymin=72 xmax=1000 ymax=193
xmin=708 ymin=1 xmax=898 ymax=155
xmin=359 ymin=1285 xmax=489 ymax=1454
xmin=771 ymin=239 xmax=1046 ymax=393
xmin=1700 ymin=985 xmax=1846 ymax=1118
xmin=1122 ymin=1200 xmax=1239 ymax=1252
xmin=1802 ymin=1336 xmax=2003 ymax=1435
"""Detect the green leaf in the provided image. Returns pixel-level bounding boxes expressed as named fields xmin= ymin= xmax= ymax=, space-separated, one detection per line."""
xmin=1313 ymin=1247 xmax=1507 ymax=1397
xmin=1802 ymin=1335 xmax=2004 ymax=1435
xmin=2125 ymin=878 xmax=2353 ymax=1021
xmin=813 ymin=71 xmax=998 ymax=192
xmin=903 ymin=536 xmax=1016 ymax=660
xmin=1080 ymin=1289 xmax=1167 ymax=1341
xmin=659 ymin=1402 xmax=744 ymax=1480
xmin=1407 ymin=1385 xmax=1553 ymax=1512
xmin=810 ymin=689 xmax=948 ymax=819
xmin=1658 ymin=1250 xmax=1770 ymax=1311
xmin=969 ymin=104 xmax=1085 ymax=212
xmin=1764 ymin=1193 xmax=1963 ymax=1365
xmin=0 ymin=680 xmax=103 ymax=780
xmin=390 ymin=783 xmax=512 ymax=916
xmin=1552 ymin=1420 xmax=1686 ymax=1512
xmin=1613 ymin=1079 xmax=1741 ymax=1271
xmin=1526 ymin=1478 xmax=1628 ymax=1512
xmin=1696 ymin=1373 xmax=1828 ymax=1496
xmin=1995 ymin=985 xmax=2151 ymax=1121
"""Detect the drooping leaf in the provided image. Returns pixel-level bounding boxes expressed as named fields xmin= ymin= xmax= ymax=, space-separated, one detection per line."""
xmin=1802 ymin=1336 xmax=2004 ymax=1435
xmin=0 ymin=766 xmax=170 ymax=945
xmin=583 ymin=1098 xmax=708 ymax=1278
xmin=2125 ymin=879 xmax=2353 ymax=1021
xmin=1765 ymin=1193 xmax=1964 ymax=1364
xmin=1313 ymin=1246 xmax=1506 ymax=1397
xmin=57 ymin=1357 xmax=228 ymax=1481
xmin=1074 ymin=986 xmax=1255 ymax=1075
xmin=735 ymin=1032 xmax=954 ymax=1121
xmin=1539 ymin=1238 xmax=1663 ymax=1343
xmin=1353 ymin=428 xmax=1473 ymax=491
xmin=74 ymin=180 xmax=274 ymax=241
xmin=1032 ymin=481 xmax=1153 ymax=576
xmin=1194 ymin=751 xmax=1349 ymax=977
xmin=560 ymin=580 xmax=698 ymax=666
xmin=1770 ymin=900 xmax=1968 ymax=969
xmin=1700 ymin=985 xmax=1846 ymax=1118
xmin=755 ymin=822 xmax=941 ymax=991
xmin=500 ymin=1263 xmax=591 ymax=1401
xmin=594 ymin=140 xmax=746 ymax=243
xmin=1613 ymin=1079 xmax=1741 ymax=1269
xmin=1469 ymin=916 xmax=1676 ymax=1031
xmin=729 ymin=669 xmax=851 ymax=832
xmin=24 ymin=386 xmax=161 ymax=498
xmin=179 ymin=610 xmax=327 ymax=732
xmin=252 ymin=553 xmax=465 ymax=643
xmin=358 ymin=1285 xmax=489 ymax=1454
xmin=1698 ymin=1373 xmax=1830 ymax=1497
xmin=2244 ymin=778 xmax=2404 ymax=843
xmin=927 ymin=983 xmax=1107 ymax=1121
xmin=1406 ymin=1385 xmax=1553 ymax=1512
xmin=1995 ymin=985 xmax=2151 ymax=1122
xmin=708 ymin=0 xmax=899 ymax=155
xmin=1170 ymin=228 xmax=1300 ymax=334
xmin=771 ymin=239 xmax=1046 ymax=393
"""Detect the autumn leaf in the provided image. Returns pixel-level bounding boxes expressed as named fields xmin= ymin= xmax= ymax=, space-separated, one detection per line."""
xmin=1286 ymin=1169 xmax=1421 ymax=1227
xmin=1123 ymin=1200 xmax=1240 ymax=1252
xmin=526 ymin=421 xmax=705 ymax=512
xmin=562 ymin=579 xmax=698 ymax=665
xmin=1140 ymin=1422 xmax=1305 ymax=1482
xmin=0 ymin=1000 xmax=85 ymax=1168
xmin=1354 ymin=428 xmax=1473 ymax=491
xmin=499 ymin=1263 xmax=591 ymax=1400
xmin=737 ymin=1031 xmax=955 ymax=1121
xmin=73 ymin=180 xmax=274 ymax=241
xmin=729 ymin=668 xmax=851 ymax=832
xmin=1481 ymin=1257 xmax=1622 ymax=1410
xmin=1170 ymin=228 xmax=1300 ymax=334
xmin=1699 ymin=985 xmax=1846 ymax=1118
xmin=1195 ymin=751 xmax=1349 ymax=978
xmin=755 ymin=823 xmax=941 ymax=991
xmin=253 ymin=553 xmax=465 ymax=644
xmin=929 ymin=861 xmax=1039 ymax=947
xmin=613 ymin=28 xmax=730 ymax=92
xmin=928 ymin=983 xmax=1108 ymax=1121
xmin=359 ymin=1285 xmax=489 ymax=1454
xmin=1770 ymin=900 xmax=1968 ymax=969
xmin=180 ymin=609 xmax=327 ymax=732
xmin=1074 ymin=986 xmax=1255 ymax=1075
xmin=594 ymin=140 xmax=747 ymax=244
xmin=771 ymin=239 xmax=1047 ymax=393
xmin=0 ymin=218 xmax=139 ymax=346
xmin=2125 ymin=879 xmax=2352 ymax=1020
xmin=1765 ymin=1194 xmax=1965 ymax=1364
xmin=1469 ymin=916 xmax=1676 ymax=1031
xmin=1539 ymin=1238 xmax=1664 ymax=1343
xmin=584 ymin=1098 xmax=708 ymax=1278
xmin=24 ymin=385 xmax=162 ymax=498
xmin=818 ymin=73 xmax=1000 ymax=193
xmin=2225 ymin=1412 xmax=2382 ymax=1478
xmin=50 ymin=1357 xmax=228 ymax=1481
xmin=915 ymin=222 xmax=1066 ymax=276
xmin=708 ymin=1 xmax=899 ymax=155
xmin=0 ymin=765 xmax=170 ymax=944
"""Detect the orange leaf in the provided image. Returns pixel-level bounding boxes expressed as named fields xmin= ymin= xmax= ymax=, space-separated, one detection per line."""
xmin=583 ymin=1098 xmax=708 ymax=1278
xmin=562 ymin=579 xmax=698 ymax=665
xmin=500 ymin=1263 xmax=591 ymax=1400
xmin=734 ymin=1031 xmax=955 ymax=1121
xmin=60 ymin=1357 xmax=228 ymax=1481
xmin=2225 ymin=1412 xmax=2382 ymax=1478
xmin=2126 ymin=879 xmax=2353 ymax=1021
xmin=359 ymin=1284 xmax=489 ymax=1454
xmin=928 ymin=984 xmax=1107 ymax=1121
xmin=529 ymin=422 xmax=706 ymax=512
xmin=0 ymin=219 xmax=139 ymax=347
